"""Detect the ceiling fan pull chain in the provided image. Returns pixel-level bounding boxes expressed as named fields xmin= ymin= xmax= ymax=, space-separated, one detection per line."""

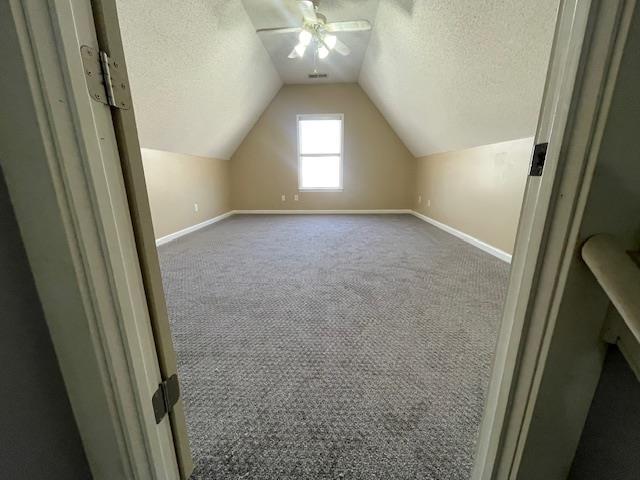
xmin=313 ymin=45 xmax=318 ymax=73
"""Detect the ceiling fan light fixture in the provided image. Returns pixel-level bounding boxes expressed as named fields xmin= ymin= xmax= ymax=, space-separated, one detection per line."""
xmin=324 ymin=34 xmax=337 ymax=50
xmin=318 ymin=45 xmax=329 ymax=59
xmin=260 ymin=1 xmax=366 ymax=60
xmin=299 ymin=29 xmax=312 ymax=46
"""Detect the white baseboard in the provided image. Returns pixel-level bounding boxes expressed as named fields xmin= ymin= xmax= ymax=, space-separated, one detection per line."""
xmin=232 ymin=209 xmax=412 ymax=215
xmin=157 ymin=210 xmax=411 ymax=246
xmin=411 ymin=211 xmax=512 ymax=263
xmin=155 ymin=210 xmax=511 ymax=263
xmin=155 ymin=211 xmax=234 ymax=246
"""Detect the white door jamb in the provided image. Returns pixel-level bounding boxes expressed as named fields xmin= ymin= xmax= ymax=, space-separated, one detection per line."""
xmin=472 ymin=0 xmax=636 ymax=478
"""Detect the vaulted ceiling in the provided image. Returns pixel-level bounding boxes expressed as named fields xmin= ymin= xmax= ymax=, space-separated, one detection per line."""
xmin=359 ymin=0 xmax=559 ymax=157
xmin=117 ymin=0 xmax=282 ymax=160
xmin=242 ymin=0 xmax=379 ymax=84
xmin=117 ymin=0 xmax=559 ymax=160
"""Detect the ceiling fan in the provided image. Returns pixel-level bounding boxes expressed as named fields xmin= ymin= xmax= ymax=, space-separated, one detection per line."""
xmin=256 ymin=0 xmax=372 ymax=60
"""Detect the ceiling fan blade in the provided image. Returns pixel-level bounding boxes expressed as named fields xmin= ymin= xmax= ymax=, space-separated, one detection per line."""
xmin=333 ymin=38 xmax=351 ymax=56
xmin=298 ymin=0 xmax=318 ymax=23
xmin=256 ymin=26 xmax=302 ymax=35
xmin=288 ymin=47 xmax=299 ymax=59
xmin=288 ymin=44 xmax=306 ymax=59
xmin=325 ymin=20 xmax=372 ymax=33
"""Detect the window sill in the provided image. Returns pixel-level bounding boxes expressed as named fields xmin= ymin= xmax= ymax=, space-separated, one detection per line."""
xmin=299 ymin=188 xmax=344 ymax=193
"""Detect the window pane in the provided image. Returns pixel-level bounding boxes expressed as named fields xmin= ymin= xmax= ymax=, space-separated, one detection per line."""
xmin=300 ymin=155 xmax=340 ymax=189
xmin=299 ymin=119 xmax=341 ymax=154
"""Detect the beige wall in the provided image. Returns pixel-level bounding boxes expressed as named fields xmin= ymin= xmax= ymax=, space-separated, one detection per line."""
xmin=230 ymin=84 xmax=415 ymax=210
xmin=141 ymin=148 xmax=231 ymax=239
xmin=142 ymin=88 xmax=531 ymax=253
xmin=413 ymin=138 xmax=534 ymax=254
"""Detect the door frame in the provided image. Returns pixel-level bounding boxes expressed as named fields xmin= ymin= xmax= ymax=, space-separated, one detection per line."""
xmin=89 ymin=0 xmax=194 ymax=476
xmin=0 ymin=0 xmax=182 ymax=478
xmin=473 ymin=0 xmax=636 ymax=478
xmin=1 ymin=0 xmax=635 ymax=479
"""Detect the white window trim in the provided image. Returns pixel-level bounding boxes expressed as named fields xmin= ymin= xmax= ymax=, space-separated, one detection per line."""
xmin=297 ymin=113 xmax=344 ymax=192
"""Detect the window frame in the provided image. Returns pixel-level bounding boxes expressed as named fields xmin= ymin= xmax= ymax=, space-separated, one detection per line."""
xmin=296 ymin=113 xmax=344 ymax=192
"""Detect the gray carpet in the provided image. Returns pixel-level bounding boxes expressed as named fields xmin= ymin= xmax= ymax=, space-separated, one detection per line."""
xmin=569 ymin=346 xmax=640 ymax=479
xmin=158 ymin=214 xmax=509 ymax=479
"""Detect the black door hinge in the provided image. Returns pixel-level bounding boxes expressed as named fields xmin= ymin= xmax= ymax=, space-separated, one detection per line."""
xmin=529 ymin=142 xmax=548 ymax=176
xmin=152 ymin=374 xmax=180 ymax=424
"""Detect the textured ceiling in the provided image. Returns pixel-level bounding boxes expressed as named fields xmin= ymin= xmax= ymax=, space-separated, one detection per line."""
xmin=118 ymin=0 xmax=559 ymax=161
xmin=242 ymin=0 xmax=379 ymax=84
xmin=359 ymin=0 xmax=559 ymax=157
xmin=117 ymin=0 xmax=281 ymax=159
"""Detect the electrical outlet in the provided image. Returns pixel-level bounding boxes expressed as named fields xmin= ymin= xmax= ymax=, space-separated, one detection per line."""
xmin=418 ymin=195 xmax=422 ymax=204
xmin=294 ymin=194 xmax=299 ymax=201
xmin=281 ymin=194 xmax=286 ymax=202
xmin=427 ymin=199 xmax=431 ymax=207
xmin=194 ymin=203 xmax=199 ymax=212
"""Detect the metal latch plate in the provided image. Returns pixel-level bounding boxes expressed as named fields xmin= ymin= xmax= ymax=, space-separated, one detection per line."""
xmin=529 ymin=142 xmax=548 ymax=176
xmin=152 ymin=374 xmax=180 ymax=424
xmin=80 ymin=45 xmax=131 ymax=110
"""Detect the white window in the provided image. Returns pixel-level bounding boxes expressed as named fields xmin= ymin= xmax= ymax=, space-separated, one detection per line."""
xmin=297 ymin=114 xmax=343 ymax=191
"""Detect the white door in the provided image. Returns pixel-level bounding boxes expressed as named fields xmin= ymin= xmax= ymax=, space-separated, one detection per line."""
xmin=1 ymin=0 xmax=192 ymax=478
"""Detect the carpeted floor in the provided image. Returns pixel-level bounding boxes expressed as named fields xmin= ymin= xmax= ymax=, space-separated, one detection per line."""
xmin=158 ymin=214 xmax=509 ymax=479
xmin=569 ymin=346 xmax=640 ymax=480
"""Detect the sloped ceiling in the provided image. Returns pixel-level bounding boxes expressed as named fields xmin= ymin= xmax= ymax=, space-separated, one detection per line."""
xmin=117 ymin=0 xmax=281 ymax=160
xmin=359 ymin=0 xmax=559 ymax=157
xmin=242 ymin=0 xmax=379 ymax=83
xmin=118 ymin=0 xmax=558 ymax=160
